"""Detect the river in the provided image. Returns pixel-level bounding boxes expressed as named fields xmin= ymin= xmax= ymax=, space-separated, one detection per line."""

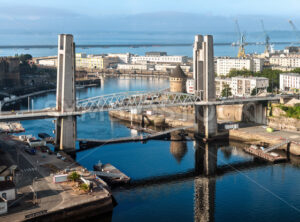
xmin=14 ymin=77 xmax=300 ymax=222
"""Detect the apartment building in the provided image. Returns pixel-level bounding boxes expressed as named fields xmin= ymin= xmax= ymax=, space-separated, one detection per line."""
xmin=280 ymin=73 xmax=300 ymax=91
xmin=270 ymin=54 xmax=300 ymax=69
xmin=216 ymin=57 xmax=264 ymax=76
xmin=131 ymin=55 xmax=187 ymax=64
xmin=215 ymin=76 xmax=269 ymax=97
xmin=76 ymin=53 xmax=119 ymax=69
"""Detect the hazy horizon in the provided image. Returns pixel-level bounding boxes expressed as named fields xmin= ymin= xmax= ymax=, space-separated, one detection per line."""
xmin=1 ymin=0 xmax=300 ymax=33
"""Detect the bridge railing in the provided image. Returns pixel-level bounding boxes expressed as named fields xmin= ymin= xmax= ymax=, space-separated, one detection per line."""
xmin=76 ymin=90 xmax=203 ymax=112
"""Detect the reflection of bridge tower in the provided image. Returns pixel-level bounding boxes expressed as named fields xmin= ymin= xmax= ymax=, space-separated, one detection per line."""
xmin=194 ymin=177 xmax=216 ymax=222
xmin=55 ymin=34 xmax=77 ymax=152
xmin=194 ymin=140 xmax=218 ymax=176
xmin=169 ymin=132 xmax=187 ymax=163
xmin=193 ymin=140 xmax=218 ymax=221
xmin=193 ymin=35 xmax=217 ymax=138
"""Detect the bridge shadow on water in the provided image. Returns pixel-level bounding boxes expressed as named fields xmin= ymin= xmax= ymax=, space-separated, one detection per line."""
xmin=84 ymin=137 xmax=273 ymax=222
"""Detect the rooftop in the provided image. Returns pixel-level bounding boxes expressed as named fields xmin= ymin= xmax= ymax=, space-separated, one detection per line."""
xmin=170 ymin=65 xmax=187 ymax=78
xmin=280 ymin=73 xmax=300 ymax=76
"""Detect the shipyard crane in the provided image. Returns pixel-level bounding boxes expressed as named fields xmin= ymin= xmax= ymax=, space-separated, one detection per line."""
xmin=260 ymin=20 xmax=270 ymax=54
xmin=234 ymin=19 xmax=246 ymax=58
xmin=288 ymin=20 xmax=300 ymax=44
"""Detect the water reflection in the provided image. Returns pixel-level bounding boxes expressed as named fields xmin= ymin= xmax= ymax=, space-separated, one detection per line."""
xmin=194 ymin=177 xmax=216 ymax=222
xmin=170 ymin=132 xmax=188 ymax=163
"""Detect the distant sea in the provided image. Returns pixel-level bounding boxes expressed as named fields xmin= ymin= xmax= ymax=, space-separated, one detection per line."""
xmin=0 ymin=31 xmax=298 ymax=57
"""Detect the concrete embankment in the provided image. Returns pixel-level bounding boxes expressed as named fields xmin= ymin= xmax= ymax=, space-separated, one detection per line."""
xmin=0 ymin=134 xmax=114 ymax=221
xmin=229 ymin=126 xmax=300 ymax=156
xmin=109 ymin=110 xmax=195 ymax=132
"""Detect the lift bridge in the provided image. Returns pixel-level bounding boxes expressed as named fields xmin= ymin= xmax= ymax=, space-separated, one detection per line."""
xmin=0 ymin=90 xmax=204 ymax=121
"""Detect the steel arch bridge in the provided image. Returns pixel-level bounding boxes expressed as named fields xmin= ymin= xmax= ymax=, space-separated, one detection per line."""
xmin=76 ymin=90 xmax=203 ymax=113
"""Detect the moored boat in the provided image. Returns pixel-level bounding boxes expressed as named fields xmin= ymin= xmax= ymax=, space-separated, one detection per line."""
xmin=93 ymin=161 xmax=130 ymax=185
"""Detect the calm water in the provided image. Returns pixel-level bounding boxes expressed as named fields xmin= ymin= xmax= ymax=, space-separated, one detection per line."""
xmin=1 ymin=31 xmax=299 ymax=57
xmin=15 ymin=77 xmax=300 ymax=222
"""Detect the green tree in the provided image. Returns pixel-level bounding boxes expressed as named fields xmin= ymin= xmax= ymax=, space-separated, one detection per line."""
xmin=68 ymin=171 xmax=80 ymax=182
xmin=221 ymin=84 xmax=232 ymax=97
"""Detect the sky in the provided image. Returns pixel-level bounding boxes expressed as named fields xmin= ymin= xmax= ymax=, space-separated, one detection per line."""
xmin=1 ymin=0 xmax=300 ymax=32
xmin=2 ymin=0 xmax=300 ymax=17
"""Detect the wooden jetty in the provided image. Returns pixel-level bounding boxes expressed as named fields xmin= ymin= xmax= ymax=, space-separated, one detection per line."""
xmin=243 ymin=145 xmax=287 ymax=163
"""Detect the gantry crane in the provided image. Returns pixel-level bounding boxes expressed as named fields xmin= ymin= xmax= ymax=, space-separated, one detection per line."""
xmin=235 ymin=19 xmax=246 ymax=58
xmin=288 ymin=20 xmax=300 ymax=44
xmin=261 ymin=20 xmax=270 ymax=54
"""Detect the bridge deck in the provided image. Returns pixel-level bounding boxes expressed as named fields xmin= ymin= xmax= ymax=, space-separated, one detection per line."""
xmin=0 ymin=94 xmax=290 ymax=122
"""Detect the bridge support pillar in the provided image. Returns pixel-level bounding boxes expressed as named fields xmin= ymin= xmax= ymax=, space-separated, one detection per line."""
xmin=55 ymin=34 xmax=76 ymax=152
xmin=242 ymin=102 xmax=267 ymax=125
xmin=193 ymin=35 xmax=218 ymax=139
xmin=55 ymin=116 xmax=77 ymax=152
xmin=195 ymin=105 xmax=218 ymax=138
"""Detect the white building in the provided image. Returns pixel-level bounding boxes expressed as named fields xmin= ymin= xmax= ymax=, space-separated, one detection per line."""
xmin=216 ymin=57 xmax=264 ymax=76
xmin=280 ymin=73 xmax=300 ymax=91
xmin=107 ymin=53 xmax=131 ymax=64
xmin=231 ymin=76 xmax=269 ymax=96
xmin=131 ymin=55 xmax=187 ymax=64
xmin=117 ymin=64 xmax=153 ymax=70
xmin=215 ymin=76 xmax=269 ymax=97
xmin=155 ymin=64 xmax=191 ymax=72
xmin=270 ymin=55 xmax=300 ymax=69
xmin=186 ymin=79 xmax=195 ymax=94
xmin=215 ymin=77 xmax=232 ymax=96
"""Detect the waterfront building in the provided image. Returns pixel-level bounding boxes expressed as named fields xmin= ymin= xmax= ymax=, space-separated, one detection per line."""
xmin=215 ymin=76 xmax=269 ymax=97
xmin=107 ymin=53 xmax=131 ymax=64
xmin=0 ymin=57 xmax=20 ymax=87
xmin=32 ymin=56 xmax=58 ymax=67
xmin=155 ymin=64 xmax=191 ymax=72
xmin=76 ymin=54 xmax=119 ymax=69
xmin=131 ymin=55 xmax=187 ymax=64
xmin=216 ymin=57 xmax=264 ymax=76
xmin=145 ymin=52 xmax=167 ymax=56
xmin=170 ymin=65 xmax=187 ymax=93
xmin=280 ymin=73 xmax=300 ymax=91
xmin=117 ymin=64 xmax=153 ymax=70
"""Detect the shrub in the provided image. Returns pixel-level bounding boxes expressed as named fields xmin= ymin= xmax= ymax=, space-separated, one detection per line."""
xmin=68 ymin=172 xmax=80 ymax=182
xmin=79 ymin=183 xmax=90 ymax=192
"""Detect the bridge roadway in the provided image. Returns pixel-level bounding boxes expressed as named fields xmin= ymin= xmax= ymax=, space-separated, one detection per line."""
xmin=0 ymin=89 xmax=56 ymax=109
xmin=0 ymin=95 xmax=283 ymax=122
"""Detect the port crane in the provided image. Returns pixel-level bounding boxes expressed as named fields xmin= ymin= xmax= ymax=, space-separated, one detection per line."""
xmin=288 ymin=20 xmax=300 ymax=44
xmin=234 ymin=19 xmax=246 ymax=58
xmin=260 ymin=20 xmax=270 ymax=54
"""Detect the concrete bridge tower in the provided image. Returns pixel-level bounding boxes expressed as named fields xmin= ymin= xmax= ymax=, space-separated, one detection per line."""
xmin=55 ymin=34 xmax=77 ymax=152
xmin=193 ymin=35 xmax=218 ymax=138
